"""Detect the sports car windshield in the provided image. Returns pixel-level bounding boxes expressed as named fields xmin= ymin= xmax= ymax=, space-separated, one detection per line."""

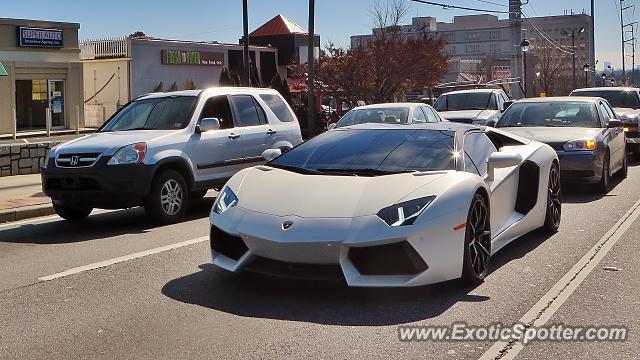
xmin=434 ymin=93 xmax=495 ymax=111
xmin=572 ymin=90 xmax=640 ymax=109
xmin=497 ymin=102 xmax=600 ymax=128
xmin=334 ymin=107 xmax=409 ymax=128
xmin=269 ymin=129 xmax=456 ymax=175
xmin=100 ymin=96 xmax=197 ymax=132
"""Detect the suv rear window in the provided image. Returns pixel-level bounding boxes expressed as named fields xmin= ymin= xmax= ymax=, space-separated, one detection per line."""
xmin=259 ymin=94 xmax=296 ymax=122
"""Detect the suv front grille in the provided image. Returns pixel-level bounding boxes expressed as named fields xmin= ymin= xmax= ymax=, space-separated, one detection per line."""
xmin=56 ymin=153 xmax=101 ymax=168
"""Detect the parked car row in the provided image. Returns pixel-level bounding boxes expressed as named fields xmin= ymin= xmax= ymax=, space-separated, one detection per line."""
xmin=40 ymin=85 xmax=632 ymax=288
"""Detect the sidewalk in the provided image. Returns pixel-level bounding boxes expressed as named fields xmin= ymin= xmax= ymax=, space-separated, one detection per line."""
xmin=0 ymin=174 xmax=54 ymax=223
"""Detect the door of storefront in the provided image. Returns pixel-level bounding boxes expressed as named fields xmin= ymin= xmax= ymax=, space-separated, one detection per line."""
xmin=15 ymin=79 xmax=65 ymax=131
xmin=48 ymin=80 xmax=65 ymax=128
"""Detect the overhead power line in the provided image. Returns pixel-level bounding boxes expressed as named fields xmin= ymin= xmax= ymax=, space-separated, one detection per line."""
xmin=469 ymin=0 xmax=509 ymax=8
xmin=521 ymin=11 xmax=575 ymax=55
xmin=408 ymin=0 xmax=512 ymax=14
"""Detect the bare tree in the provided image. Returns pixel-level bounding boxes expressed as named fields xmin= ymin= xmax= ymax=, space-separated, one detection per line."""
xmin=532 ymin=45 xmax=570 ymax=96
xmin=370 ymin=0 xmax=410 ymax=38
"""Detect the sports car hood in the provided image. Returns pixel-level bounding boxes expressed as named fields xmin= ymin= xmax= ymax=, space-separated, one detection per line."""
xmin=51 ymin=130 xmax=179 ymax=156
xmin=497 ymin=127 xmax=601 ymax=144
xmin=234 ymin=167 xmax=448 ymax=218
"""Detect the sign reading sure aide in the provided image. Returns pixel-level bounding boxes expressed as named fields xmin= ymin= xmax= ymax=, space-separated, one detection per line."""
xmin=161 ymin=50 xmax=224 ymax=66
xmin=18 ymin=27 xmax=64 ymax=48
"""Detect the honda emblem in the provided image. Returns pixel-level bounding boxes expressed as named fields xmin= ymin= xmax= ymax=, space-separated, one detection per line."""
xmin=69 ymin=156 xmax=80 ymax=166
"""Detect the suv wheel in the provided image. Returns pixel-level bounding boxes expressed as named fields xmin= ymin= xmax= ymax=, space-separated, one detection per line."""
xmin=53 ymin=204 xmax=92 ymax=221
xmin=146 ymin=170 xmax=189 ymax=223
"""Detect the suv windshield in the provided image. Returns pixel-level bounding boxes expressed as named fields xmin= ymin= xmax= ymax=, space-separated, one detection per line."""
xmin=434 ymin=93 xmax=494 ymax=111
xmin=101 ymin=96 xmax=197 ymax=132
xmin=334 ymin=107 xmax=409 ymax=128
xmin=269 ymin=128 xmax=456 ymax=175
xmin=497 ymin=102 xmax=599 ymax=128
xmin=571 ymin=90 xmax=640 ymax=109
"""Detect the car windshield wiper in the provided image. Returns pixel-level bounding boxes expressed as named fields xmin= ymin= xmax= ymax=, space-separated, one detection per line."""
xmin=315 ymin=168 xmax=415 ymax=176
xmin=268 ymin=164 xmax=320 ymax=175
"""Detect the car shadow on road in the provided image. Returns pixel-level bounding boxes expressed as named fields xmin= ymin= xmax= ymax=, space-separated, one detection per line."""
xmin=0 ymin=197 xmax=216 ymax=244
xmin=161 ymin=264 xmax=488 ymax=326
xmin=560 ymin=175 xmax=623 ymax=204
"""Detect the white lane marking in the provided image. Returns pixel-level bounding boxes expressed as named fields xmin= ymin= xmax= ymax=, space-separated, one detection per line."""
xmin=479 ymin=196 xmax=640 ymax=360
xmin=38 ymin=236 xmax=208 ymax=281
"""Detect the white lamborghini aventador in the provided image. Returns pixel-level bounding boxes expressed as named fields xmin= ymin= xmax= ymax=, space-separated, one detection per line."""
xmin=208 ymin=123 xmax=561 ymax=287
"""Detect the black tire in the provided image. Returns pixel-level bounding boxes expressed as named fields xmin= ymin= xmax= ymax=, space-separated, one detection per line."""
xmin=145 ymin=170 xmax=189 ymax=223
xmin=543 ymin=162 xmax=562 ymax=233
xmin=53 ymin=204 xmax=92 ymax=221
xmin=461 ymin=193 xmax=491 ymax=285
xmin=191 ymin=189 xmax=208 ymax=200
xmin=619 ymin=152 xmax=628 ymax=179
xmin=597 ymin=152 xmax=611 ymax=194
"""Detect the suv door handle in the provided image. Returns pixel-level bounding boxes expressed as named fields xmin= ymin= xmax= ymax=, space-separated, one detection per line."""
xmin=228 ymin=133 xmax=240 ymax=139
xmin=267 ymin=129 xmax=277 ymax=135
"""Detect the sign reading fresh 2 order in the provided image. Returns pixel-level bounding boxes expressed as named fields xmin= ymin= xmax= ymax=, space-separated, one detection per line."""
xmin=161 ymin=50 xmax=224 ymax=66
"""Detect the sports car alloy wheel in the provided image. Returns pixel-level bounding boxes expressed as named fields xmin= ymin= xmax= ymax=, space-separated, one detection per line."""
xmin=543 ymin=163 xmax=562 ymax=233
xmin=462 ymin=193 xmax=491 ymax=284
xmin=161 ymin=179 xmax=183 ymax=216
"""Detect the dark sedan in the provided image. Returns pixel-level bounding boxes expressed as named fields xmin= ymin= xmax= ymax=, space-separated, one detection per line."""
xmin=496 ymin=97 xmax=626 ymax=193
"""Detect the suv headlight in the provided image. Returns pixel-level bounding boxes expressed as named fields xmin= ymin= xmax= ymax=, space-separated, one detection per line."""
xmin=107 ymin=143 xmax=147 ymax=165
xmin=376 ymin=196 xmax=435 ymax=226
xmin=563 ymin=138 xmax=596 ymax=151
xmin=212 ymin=187 xmax=239 ymax=214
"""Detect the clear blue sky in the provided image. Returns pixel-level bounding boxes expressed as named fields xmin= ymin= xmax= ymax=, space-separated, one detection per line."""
xmin=2 ymin=0 xmax=632 ymax=69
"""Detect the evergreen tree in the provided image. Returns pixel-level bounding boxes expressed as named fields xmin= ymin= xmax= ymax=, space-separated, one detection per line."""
xmin=153 ymin=81 xmax=164 ymax=92
xmin=270 ymin=73 xmax=292 ymax=103
xmin=169 ymin=82 xmax=178 ymax=92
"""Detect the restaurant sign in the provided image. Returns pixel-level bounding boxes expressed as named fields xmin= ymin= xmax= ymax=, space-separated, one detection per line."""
xmin=161 ymin=50 xmax=224 ymax=66
xmin=17 ymin=27 xmax=64 ymax=48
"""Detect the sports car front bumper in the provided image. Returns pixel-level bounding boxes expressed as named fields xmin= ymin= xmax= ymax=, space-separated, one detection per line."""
xmin=209 ymin=206 xmax=467 ymax=287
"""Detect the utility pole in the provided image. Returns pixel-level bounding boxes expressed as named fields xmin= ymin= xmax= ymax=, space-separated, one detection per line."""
xmin=572 ymin=30 xmax=577 ymax=90
xmin=620 ymin=0 xmax=635 ymax=85
xmin=242 ymin=0 xmax=250 ymax=86
xmin=307 ymin=0 xmax=315 ymax=136
xmin=591 ymin=0 xmax=595 ymax=85
xmin=509 ymin=0 xmax=523 ymax=98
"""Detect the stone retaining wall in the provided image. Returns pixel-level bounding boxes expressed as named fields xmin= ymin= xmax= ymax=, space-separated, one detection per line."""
xmin=0 ymin=142 xmax=61 ymax=177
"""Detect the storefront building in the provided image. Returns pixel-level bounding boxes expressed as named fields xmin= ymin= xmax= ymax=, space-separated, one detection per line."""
xmin=80 ymin=37 xmax=278 ymax=127
xmin=0 ymin=18 xmax=84 ymax=136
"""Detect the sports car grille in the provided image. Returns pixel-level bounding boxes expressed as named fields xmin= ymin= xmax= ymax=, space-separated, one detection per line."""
xmin=348 ymin=241 xmax=428 ymax=276
xmin=244 ymin=256 xmax=345 ymax=282
xmin=55 ymin=153 xmax=101 ymax=168
xmin=210 ymin=225 xmax=248 ymax=260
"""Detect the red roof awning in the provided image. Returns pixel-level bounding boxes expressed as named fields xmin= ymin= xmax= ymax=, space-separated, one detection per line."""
xmin=250 ymin=14 xmax=308 ymax=37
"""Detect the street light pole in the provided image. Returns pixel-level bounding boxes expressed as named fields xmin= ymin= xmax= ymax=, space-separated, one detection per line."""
xmin=520 ymin=39 xmax=530 ymax=98
xmin=307 ymin=0 xmax=315 ymax=136
xmin=572 ymin=30 xmax=577 ymax=90
xmin=583 ymin=63 xmax=590 ymax=88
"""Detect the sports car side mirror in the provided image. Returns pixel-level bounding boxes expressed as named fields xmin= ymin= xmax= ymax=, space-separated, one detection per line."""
xmin=262 ymin=148 xmax=282 ymax=162
xmin=486 ymin=152 xmax=522 ymax=181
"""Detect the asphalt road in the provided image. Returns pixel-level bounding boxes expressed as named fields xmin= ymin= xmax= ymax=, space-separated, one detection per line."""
xmin=1 ymin=165 xmax=640 ymax=359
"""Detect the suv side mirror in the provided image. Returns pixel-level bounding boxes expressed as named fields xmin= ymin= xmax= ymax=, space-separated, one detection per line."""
xmin=196 ymin=118 xmax=221 ymax=133
xmin=608 ymin=119 xmax=623 ymax=128
xmin=486 ymin=152 xmax=522 ymax=181
xmin=502 ymin=101 xmax=513 ymax=112
xmin=262 ymin=148 xmax=282 ymax=161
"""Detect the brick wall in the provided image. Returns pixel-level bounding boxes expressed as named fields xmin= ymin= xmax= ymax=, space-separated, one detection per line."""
xmin=0 ymin=142 xmax=61 ymax=177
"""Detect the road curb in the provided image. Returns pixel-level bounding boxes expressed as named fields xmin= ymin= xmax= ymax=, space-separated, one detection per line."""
xmin=0 ymin=203 xmax=55 ymax=224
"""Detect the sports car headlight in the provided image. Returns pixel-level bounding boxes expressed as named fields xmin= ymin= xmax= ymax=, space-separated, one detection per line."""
xmin=107 ymin=143 xmax=147 ymax=165
xmin=376 ymin=196 xmax=436 ymax=227
xmin=212 ymin=187 xmax=239 ymax=214
xmin=563 ymin=138 xmax=596 ymax=151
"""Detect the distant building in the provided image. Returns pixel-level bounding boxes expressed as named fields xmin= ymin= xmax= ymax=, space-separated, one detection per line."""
xmin=351 ymin=13 xmax=594 ymax=94
xmin=0 ymin=18 xmax=84 ymax=136
xmin=79 ymin=37 xmax=277 ymax=127
xmin=246 ymin=14 xmax=320 ymax=78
